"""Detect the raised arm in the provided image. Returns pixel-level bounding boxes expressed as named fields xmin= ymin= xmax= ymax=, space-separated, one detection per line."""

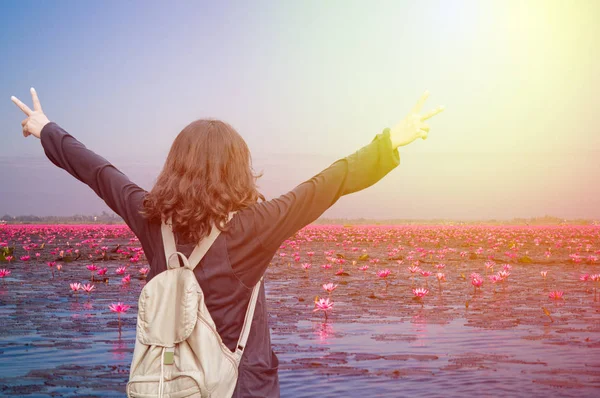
xmin=251 ymin=128 xmax=399 ymax=254
xmin=249 ymin=90 xmax=444 ymax=255
xmin=39 ymin=122 xmax=148 ymax=235
xmin=11 ymin=88 xmax=148 ymax=237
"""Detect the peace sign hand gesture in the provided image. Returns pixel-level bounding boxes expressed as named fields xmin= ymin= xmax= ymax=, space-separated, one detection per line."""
xmin=389 ymin=90 xmax=445 ymax=149
xmin=11 ymin=87 xmax=51 ymax=139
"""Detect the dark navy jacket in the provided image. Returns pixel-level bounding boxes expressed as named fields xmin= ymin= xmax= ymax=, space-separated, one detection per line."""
xmin=40 ymin=121 xmax=400 ymax=396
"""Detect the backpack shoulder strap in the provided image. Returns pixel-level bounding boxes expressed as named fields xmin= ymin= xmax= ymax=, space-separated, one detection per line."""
xmin=233 ymin=276 xmax=263 ymax=362
xmin=161 ymin=217 xmax=178 ymax=268
xmin=161 ymin=211 xmax=237 ymax=271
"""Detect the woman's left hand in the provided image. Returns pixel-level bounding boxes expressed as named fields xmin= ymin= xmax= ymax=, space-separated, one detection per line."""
xmin=11 ymin=87 xmax=51 ymax=139
xmin=389 ymin=90 xmax=445 ymax=149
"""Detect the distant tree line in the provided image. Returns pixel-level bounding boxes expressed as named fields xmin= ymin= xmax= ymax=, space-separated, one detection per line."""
xmin=312 ymin=215 xmax=597 ymax=225
xmin=1 ymin=212 xmax=597 ymax=226
xmin=1 ymin=211 xmax=123 ymax=225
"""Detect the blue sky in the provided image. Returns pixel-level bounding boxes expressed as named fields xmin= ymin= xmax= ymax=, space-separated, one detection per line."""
xmin=1 ymin=0 xmax=599 ymax=220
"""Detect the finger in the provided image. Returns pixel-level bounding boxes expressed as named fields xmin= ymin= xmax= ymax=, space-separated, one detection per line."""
xmin=419 ymin=122 xmax=430 ymax=133
xmin=419 ymin=130 xmax=429 ymax=140
xmin=11 ymin=96 xmax=33 ymax=116
xmin=421 ymin=106 xmax=445 ymax=121
xmin=21 ymin=118 xmax=28 ymax=127
xmin=411 ymin=90 xmax=430 ymax=114
xmin=30 ymin=87 xmax=42 ymax=112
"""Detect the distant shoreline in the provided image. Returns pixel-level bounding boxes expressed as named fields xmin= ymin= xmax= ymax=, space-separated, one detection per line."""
xmin=1 ymin=218 xmax=598 ymax=226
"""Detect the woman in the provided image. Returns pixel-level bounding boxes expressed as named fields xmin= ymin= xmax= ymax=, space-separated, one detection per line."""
xmin=11 ymin=87 xmax=444 ymax=397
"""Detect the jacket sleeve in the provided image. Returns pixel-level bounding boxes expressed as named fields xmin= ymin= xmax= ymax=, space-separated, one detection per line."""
xmin=40 ymin=122 xmax=148 ymax=237
xmin=251 ymin=127 xmax=400 ymax=254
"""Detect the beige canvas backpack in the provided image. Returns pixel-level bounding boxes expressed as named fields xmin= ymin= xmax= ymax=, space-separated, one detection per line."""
xmin=127 ymin=211 xmax=263 ymax=397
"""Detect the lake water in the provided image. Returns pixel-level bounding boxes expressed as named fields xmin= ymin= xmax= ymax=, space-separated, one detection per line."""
xmin=1 ymin=226 xmax=600 ymax=397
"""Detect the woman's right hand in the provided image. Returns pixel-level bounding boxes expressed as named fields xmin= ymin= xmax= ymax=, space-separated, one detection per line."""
xmin=11 ymin=87 xmax=51 ymax=139
xmin=389 ymin=90 xmax=444 ymax=149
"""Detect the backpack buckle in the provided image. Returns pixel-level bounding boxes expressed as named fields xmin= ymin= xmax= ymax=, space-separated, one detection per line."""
xmin=163 ymin=347 xmax=175 ymax=365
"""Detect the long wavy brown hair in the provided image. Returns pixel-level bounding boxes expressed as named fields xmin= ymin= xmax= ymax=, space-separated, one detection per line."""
xmin=139 ymin=119 xmax=265 ymax=244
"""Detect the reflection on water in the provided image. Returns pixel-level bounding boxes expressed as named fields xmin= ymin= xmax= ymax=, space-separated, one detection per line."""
xmin=313 ymin=321 xmax=335 ymax=342
xmin=410 ymin=309 xmax=428 ymax=347
xmin=110 ymin=338 xmax=129 ymax=362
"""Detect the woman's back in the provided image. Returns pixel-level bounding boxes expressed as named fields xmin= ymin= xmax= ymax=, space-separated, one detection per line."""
xmin=145 ymin=209 xmax=280 ymax=397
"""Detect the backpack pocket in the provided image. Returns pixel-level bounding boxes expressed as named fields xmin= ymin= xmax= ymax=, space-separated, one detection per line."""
xmin=127 ymin=372 xmax=208 ymax=398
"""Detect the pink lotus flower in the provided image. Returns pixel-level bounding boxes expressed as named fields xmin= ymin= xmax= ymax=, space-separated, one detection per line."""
xmin=436 ymin=272 xmax=445 ymax=281
xmin=548 ymin=291 xmax=564 ymax=300
xmin=116 ymin=266 xmax=126 ymax=275
xmin=484 ymin=261 xmax=495 ymax=270
xmin=420 ymin=270 xmax=433 ymax=277
xmin=497 ymin=270 xmax=510 ymax=280
xmin=408 ymin=265 xmax=420 ymax=284
xmin=322 ymin=283 xmax=338 ymax=293
xmin=35 ymin=252 xmax=41 ymax=258
xmin=435 ymin=263 xmax=446 ymax=269
xmin=5 ymin=256 xmax=13 ymax=263
xmin=358 ymin=265 xmax=369 ymax=271
xmin=408 ymin=265 xmax=421 ymax=273
xmin=541 ymin=271 xmax=548 ymax=278
xmin=377 ymin=269 xmax=391 ymax=278
xmin=121 ymin=274 xmax=131 ymax=284
xmin=86 ymin=264 xmax=98 ymax=272
xmin=0 ymin=269 xmax=11 ymax=281
xmin=321 ymin=263 xmax=332 ymax=269
xmin=569 ymin=253 xmax=582 ymax=263
xmin=301 ymin=263 xmax=311 ymax=270
xmin=470 ymin=272 xmax=482 ymax=280
xmin=70 ymin=282 xmax=82 ymax=292
xmin=580 ymin=274 xmax=589 ymax=281
xmin=503 ymin=264 xmax=512 ymax=271
xmin=412 ymin=287 xmax=429 ymax=298
xmin=109 ymin=302 xmax=131 ymax=314
xmin=110 ymin=301 xmax=131 ymax=333
xmin=471 ymin=277 xmax=483 ymax=290
xmin=81 ymin=283 xmax=95 ymax=293
xmin=20 ymin=255 xmax=30 ymax=261
xmin=313 ymin=297 xmax=334 ymax=320
xmin=335 ymin=268 xmax=345 ymax=275
xmin=97 ymin=267 xmax=108 ymax=276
